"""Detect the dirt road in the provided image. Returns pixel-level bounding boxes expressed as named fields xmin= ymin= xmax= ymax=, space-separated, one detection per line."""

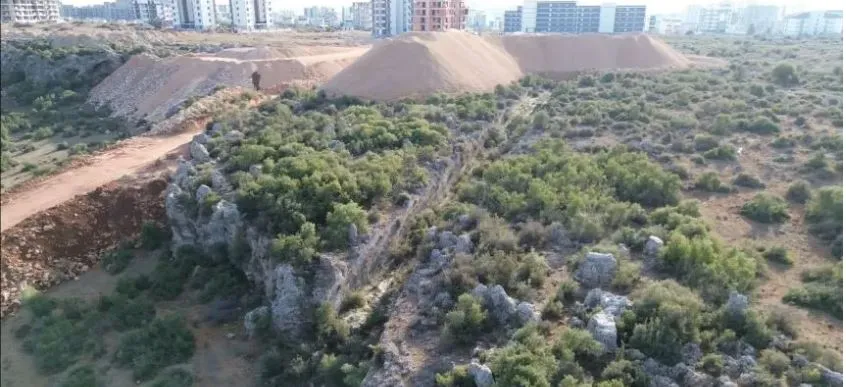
xmin=0 ymin=128 xmax=201 ymax=232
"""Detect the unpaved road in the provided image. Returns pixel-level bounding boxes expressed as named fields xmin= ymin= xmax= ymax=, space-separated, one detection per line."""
xmin=0 ymin=128 xmax=200 ymax=232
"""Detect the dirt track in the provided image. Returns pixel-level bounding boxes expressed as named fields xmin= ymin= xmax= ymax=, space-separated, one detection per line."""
xmin=0 ymin=126 xmax=202 ymax=232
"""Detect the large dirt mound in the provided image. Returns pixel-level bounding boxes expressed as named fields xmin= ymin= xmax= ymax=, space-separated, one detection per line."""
xmin=321 ymin=31 xmax=524 ymax=101
xmin=323 ymin=31 xmax=695 ymax=100
xmin=0 ymin=177 xmax=169 ymax=317
xmin=89 ymin=47 xmax=367 ymax=123
xmin=496 ymin=33 xmax=692 ymax=78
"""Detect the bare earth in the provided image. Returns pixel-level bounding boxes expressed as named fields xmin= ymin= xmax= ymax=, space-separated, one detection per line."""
xmin=0 ymin=125 xmax=201 ymax=232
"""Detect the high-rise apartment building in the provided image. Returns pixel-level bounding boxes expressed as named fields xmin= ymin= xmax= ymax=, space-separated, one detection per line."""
xmin=649 ymin=14 xmax=684 ymax=35
xmin=504 ymin=6 xmax=521 ymax=32
xmin=468 ymin=9 xmax=486 ymax=32
xmin=783 ymin=10 xmax=842 ymax=36
xmin=372 ymin=0 xmax=412 ymax=37
xmin=411 ymin=0 xmax=467 ymax=32
xmin=134 ymin=0 xmax=176 ymax=26
xmin=505 ymin=1 xmax=645 ymax=34
xmin=349 ymin=2 xmax=372 ymax=30
xmin=174 ymin=0 xmax=215 ymax=29
xmin=1 ymin=0 xmax=60 ymax=23
xmin=61 ymin=0 xmax=135 ymax=21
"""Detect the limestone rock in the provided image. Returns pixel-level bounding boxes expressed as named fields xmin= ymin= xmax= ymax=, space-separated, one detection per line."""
xmin=649 ymin=376 xmax=679 ymax=387
xmin=682 ymin=343 xmax=703 ymax=366
xmin=224 ymin=130 xmax=245 ymax=142
xmin=645 ymin=235 xmax=664 ymax=256
xmin=348 ymin=223 xmax=359 ymax=247
xmin=717 ymin=376 xmax=738 ymax=387
xmin=270 ymin=264 xmax=306 ymax=336
xmin=195 ymin=184 xmax=212 ymax=203
xmin=193 ymin=133 xmax=210 ymax=145
xmin=468 ymin=361 xmax=494 ymax=387
xmin=244 ymin=306 xmax=269 ymax=338
xmin=455 ymin=233 xmax=474 ymax=254
xmin=821 ymin=366 xmax=843 ymax=387
xmin=584 ymin=288 xmax=631 ymax=317
xmin=587 ymin=311 xmax=617 ymax=352
xmin=488 ymin=285 xmax=517 ymax=325
xmin=516 ymin=302 xmax=540 ymax=325
xmin=190 ymin=141 xmax=211 ymax=163
xmin=727 ymin=291 xmax=748 ymax=317
xmin=575 ymin=252 xmax=617 ymax=289
xmin=249 ymin=164 xmax=263 ymax=177
xmin=438 ymin=231 xmax=458 ymax=250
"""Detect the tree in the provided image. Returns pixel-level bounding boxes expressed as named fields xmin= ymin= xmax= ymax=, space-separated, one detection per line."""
xmin=324 ymin=202 xmax=368 ymax=250
xmin=772 ymin=63 xmax=799 ymax=86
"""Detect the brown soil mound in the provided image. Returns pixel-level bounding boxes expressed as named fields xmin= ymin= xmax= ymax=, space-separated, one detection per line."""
xmin=321 ymin=31 xmax=524 ymax=101
xmin=496 ymin=33 xmax=692 ymax=79
xmin=0 ymin=177 xmax=169 ymax=317
xmin=323 ymin=31 xmax=695 ymax=100
xmin=210 ymin=45 xmax=353 ymax=60
xmin=89 ymin=47 xmax=367 ymax=123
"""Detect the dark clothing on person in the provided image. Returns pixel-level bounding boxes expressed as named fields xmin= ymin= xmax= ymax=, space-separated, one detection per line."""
xmin=251 ymin=71 xmax=261 ymax=91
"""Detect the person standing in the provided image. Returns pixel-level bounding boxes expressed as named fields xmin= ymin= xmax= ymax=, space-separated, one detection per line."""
xmin=251 ymin=71 xmax=261 ymax=91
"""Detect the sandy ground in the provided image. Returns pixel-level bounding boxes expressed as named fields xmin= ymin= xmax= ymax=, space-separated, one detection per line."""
xmin=0 ymin=128 xmax=199 ymax=232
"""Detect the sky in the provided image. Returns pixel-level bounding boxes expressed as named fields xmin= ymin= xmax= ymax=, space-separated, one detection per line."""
xmin=60 ymin=0 xmax=840 ymax=18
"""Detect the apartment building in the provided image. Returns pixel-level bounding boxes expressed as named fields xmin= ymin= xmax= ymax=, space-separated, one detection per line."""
xmin=61 ymin=0 xmax=136 ymax=21
xmin=468 ymin=9 xmax=486 ymax=32
xmin=507 ymin=1 xmax=645 ymax=34
xmin=348 ymin=2 xmax=372 ymax=30
xmin=215 ymin=3 xmax=230 ymax=24
xmin=134 ymin=0 xmax=176 ymax=25
xmin=174 ymin=0 xmax=215 ymax=29
xmin=648 ymin=14 xmax=684 ymax=35
xmin=372 ymin=0 xmax=411 ymax=37
xmin=783 ymin=10 xmax=842 ymax=36
xmin=1 ymin=0 xmax=60 ymax=23
xmin=503 ymin=6 xmax=521 ymax=32
xmin=411 ymin=0 xmax=467 ymax=31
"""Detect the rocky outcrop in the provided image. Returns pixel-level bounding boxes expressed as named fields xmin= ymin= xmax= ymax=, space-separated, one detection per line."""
xmin=587 ymin=311 xmax=618 ymax=352
xmin=575 ymin=252 xmax=617 ymax=289
xmin=470 ymin=284 xmax=539 ymax=327
xmin=584 ymin=288 xmax=631 ymax=317
xmin=0 ymin=42 xmax=124 ymax=91
xmin=468 ymin=362 xmax=494 ymax=387
xmin=645 ymin=235 xmax=663 ymax=257
xmin=726 ymin=291 xmax=748 ymax=317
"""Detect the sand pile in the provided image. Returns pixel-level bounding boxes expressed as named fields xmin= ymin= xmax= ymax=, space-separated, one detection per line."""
xmin=496 ymin=33 xmax=692 ymax=78
xmin=321 ymin=31 xmax=524 ymax=101
xmin=323 ymin=31 xmax=695 ymax=100
xmin=89 ymin=47 xmax=366 ymax=123
xmin=210 ymin=45 xmax=354 ymax=60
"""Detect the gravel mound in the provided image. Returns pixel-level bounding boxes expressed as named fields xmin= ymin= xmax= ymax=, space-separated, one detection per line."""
xmin=323 ymin=31 xmax=695 ymax=101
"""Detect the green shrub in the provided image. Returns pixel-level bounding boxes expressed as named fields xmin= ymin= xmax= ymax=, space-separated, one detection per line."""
xmin=60 ymin=365 xmax=99 ymax=387
xmin=733 ymin=173 xmax=765 ymax=189
xmin=805 ymin=187 xmax=842 ymax=257
xmin=785 ymin=181 xmax=811 ymax=204
xmin=660 ymin=232 xmax=756 ymax=300
xmin=762 ymin=246 xmax=792 ymax=266
xmin=101 ymin=248 xmax=133 ymax=274
xmin=324 ymin=202 xmax=368 ymax=250
xmin=489 ymin=325 xmax=558 ymax=387
xmin=315 ymin=303 xmax=350 ymax=347
xmin=693 ymin=135 xmax=720 ymax=151
xmin=700 ymin=353 xmax=724 ymax=377
xmin=740 ymin=193 xmax=790 ymax=224
xmin=140 ymin=222 xmax=170 ymax=250
xmin=339 ymin=291 xmax=366 ymax=313
xmin=444 ymin=293 xmax=487 ymax=344
xmin=113 ymin=316 xmax=195 ymax=381
xmin=770 ymin=136 xmax=795 ymax=148
xmin=744 ymin=117 xmax=780 ymax=134
xmin=783 ymin=264 xmax=842 ymax=318
xmin=772 ymin=63 xmax=799 ymax=86
xmin=703 ymin=145 xmax=736 ymax=160
xmin=150 ymin=368 xmax=194 ymax=387
xmin=627 ymin=281 xmax=705 ymax=363
xmin=435 ymin=365 xmax=475 ymax=387
xmin=271 ymin=222 xmax=319 ymax=265
xmin=759 ymin=349 xmax=791 ymax=376
xmin=694 ymin=172 xmax=731 ymax=193
xmin=600 ymin=359 xmax=648 ymax=386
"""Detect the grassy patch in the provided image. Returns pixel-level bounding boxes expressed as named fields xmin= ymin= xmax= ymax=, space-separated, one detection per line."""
xmin=740 ymin=193 xmax=790 ymax=224
xmin=762 ymin=246 xmax=793 ymax=266
xmin=113 ymin=316 xmax=196 ymax=381
xmin=101 ymin=248 xmax=133 ymax=275
xmin=783 ymin=264 xmax=842 ymax=319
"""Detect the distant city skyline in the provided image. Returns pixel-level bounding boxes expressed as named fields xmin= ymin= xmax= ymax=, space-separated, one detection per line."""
xmin=58 ymin=0 xmax=837 ymax=18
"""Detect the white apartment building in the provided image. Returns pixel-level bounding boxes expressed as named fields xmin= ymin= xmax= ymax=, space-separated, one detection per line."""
xmin=783 ymin=10 xmax=842 ymax=36
xmin=696 ymin=2 xmax=734 ymax=33
xmin=649 ymin=14 xmax=685 ymax=35
xmin=175 ymin=0 xmax=215 ymax=29
xmin=134 ymin=0 xmax=176 ymax=25
xmin=372 ymin=0 xmax=411 ymax=37
xmin=351 ymin=1 xmax=371 ymax=30
xmin=1 ymin=0 xmax=60 ymax=23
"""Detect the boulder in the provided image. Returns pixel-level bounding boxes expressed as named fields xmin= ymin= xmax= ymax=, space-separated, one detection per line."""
xmin=567 ymin=316 xmax=585 ymax=329
xmin=717 ymin=376 xmax=738 ymax=387
xmin=348 ymin=223 xmax=359 ymax=247
xmin=682 ymin=343 xmax=703 ymax=366
xmin=516 ymin=302 xmax=540 ymax=325
xmin=249 ymin=164 xmax=263 ymax=177
xmin=821 ymin=366 xmax=843 ymax=387
xmin=190 ymin=141 xmax=211 ymax=163
xmin=455 ymin=234 xmax=474 ymax=254
xmin=244 ymin=306 xmax=270 ymax=338
xmin=224 ymin=130 xmax=245 ymax=142
xmin=575 ymin=252 xmax=617 ymax=289
xmin=195 ymin=184 xmax=213 ymax=203
xmin=587 ymin=311 xmax=617 ymax=352
xmin=458 ymin=214 xmax=474 ymax=230
xmin=438 ymin=231 xmax=458 ymax=250
xmin=584 ymin=288 xmax=631 ymax=317
xmin=269 ymin=264 xmax=307 ymax=336
xmin=468 ymin=361 xmax=494 ymax=387
xmin=209 ymin=122 xmax=224 ymax=134
xmin=487 ymin=285 xmax=517 ymax=325
xmin=726 ymin=291 xmax=748 ymax=317
xmin=547 ymin=222 xmax=573 ymax=250
xmin=645 ymin=235 xmax=664 ymax=257
xmin=193 ymin=133 xmax=210 ymax=145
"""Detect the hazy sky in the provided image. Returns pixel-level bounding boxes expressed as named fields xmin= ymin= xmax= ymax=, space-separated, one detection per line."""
xmin=61 ymin=0 xmax=837 ymax=17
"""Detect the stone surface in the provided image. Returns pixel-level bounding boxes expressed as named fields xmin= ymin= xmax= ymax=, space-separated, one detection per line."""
xmin=645 ymin=235 xmax=664 ymax=256
xmin=487 ymin=285 xmax=517 ymax=325
xmin=249 ymin=164 xmax=263 ymax=177
xmin=455 ymin=233 xmax=474 ymax=254
xmin=437 ymin=231 xmax=458 ymax=250
xmin=190 ymin=141 xmax=211 ymax=163
xmin=348 ymin=223 xmax=359 ymax=247
xmin=821 ymin=366 xmax=843 ymax=387
xmin=575 ymin=252 xmax=617 ymax=289
xmin=584 ymin=288 xmax=631 ymax=317
xmin=717 ymin=376 xmax=738 ymax=387
xmin=224 ymin=130 xmax=245 ymax=142
xmin=649 ymin=376 xmax=679 ymax=387
xmin=681 ymin=343 xmax=703 ymax=366
xmin=468 ymin=361 xmax=494 ymax=387
xmin=269 ymin=264 xmax=306 ymax=336
xmin=193 ymin=133 xmax=210 ymax=145
xmin=516 ymin=302 xmax=540 ymax=325
xmin=726 ymin=291 xmax=748 ymax=317
xmin=587 ymin=311 xmax=617 ymax=352
xmin=244 ymin=306 xmax=270 ymax=338
xmin=195 ymin=184 xmax=212 ymax=203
